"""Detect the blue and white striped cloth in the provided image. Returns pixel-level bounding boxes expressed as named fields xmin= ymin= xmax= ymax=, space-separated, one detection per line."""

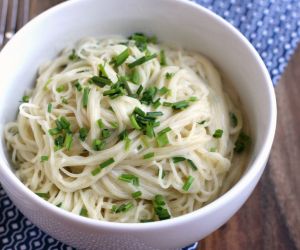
xmin=1 ymin=1 xmax=300 ymax=249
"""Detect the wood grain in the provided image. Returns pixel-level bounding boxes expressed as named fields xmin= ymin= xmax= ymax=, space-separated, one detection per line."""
xmin=1 ymin=1 xmax=300 ymax=249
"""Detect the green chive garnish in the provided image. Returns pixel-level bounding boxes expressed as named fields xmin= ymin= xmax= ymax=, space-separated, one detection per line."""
xmin=136 ymin=85 xmax=143 ymax=96
xmin=111 ymin=202 xmax=133 ymax=213
xmin=213 ymin=129 xmax=223 ymax=138
xmin=198 ymin=120 xmax=206 ymax=125
xmin=119 ymin=173 xmax=139 ymax=186
xmin=47 ymin=103 xmax=52 ymax=113
xmin=182 ymin=176 xmax=194 ymax=191
xmin=132 ymin=191 xmax=142 ymax=199
xmin=80 ymin=207 xmax=88 ymax=217
xmin=124 ymin=137 xmax=131 ymax=151
xmin=22 ymin=95 xmax=29 ymax=103
xmin=82 ymin=87 xmax=90 ymax=108
xmin=165 ymin=72 xmax=174 ymax=80
xmin=128 ymin=53 xmax=157 ymax=68
xmin=158 ymin=127 xmax=171 ymax=135
xmin=40 ymin=155 xmax=49 ymax=162
xmin=130 ymin=114 xmax=141 ymax=130
xmin=159 ymin=86 xmax=170 ymax=96
xmin=131 ymin=69 xmax=140 ymax=85
xmin=163 ymin=102 xmax=173 ymax=107
xmin=79 ymin=127 xmax=89 ymax=141
xmin=152 ymin=98 xmax=161 ymax=109
xmin=97 ymin=119 xmax=105 ymax=129
xmin=90 ymin=76 xmax=112 ymax=87
xmin=172 ymin=156 xmax=186 ymax=163
xmin=210 ymin=147 xmax=217 ymax=152
xmin=109 ymin=121 xmax=119 ymax=129
xmin=112 ymin=48 xmax=130 ymax=66
xmin=36 ymin=192 xmax=49 ymax=199
xmin=101 ymin=129 xmax=111 ymax=139
xmin=187 ymin=159 xmax=197 ymax=171
xmin=188 ymin=96 xmax=198 ymax=102
xmin=69 ymin=49 xmax=79 ymax=61
xmin=48 ymin=128 xmax=60 ymax=136
xmin=100 ymin=157 xmax=115 ymax=169
xmin=172 ymin=100 xmax=189 ymax=110
xmin=92 ymin=139 xmax=105 ymax=151
xmin=160 ymin=50 xmax=167 ymax=66
xmin=234 ymin=132 xmax=251 ymax=153
xmin=98 ymin=64 xmax=108 ymax=77
xmin=143 ymin=152 xmax=155 ymax=159
xmin=64 ymin=133 xmax=73 ymax=150
xmin=156 ymin=127 xmax=171 ymax=147
xmin=153 ymin=195 xmax=170 ymax=220
xmin=146 ymin=111 xmax=163 ymax=118
xmin=56 ymin=85 xmax=65 ymax=93
xmin=74 ymin=81 xmax=82 ymax=91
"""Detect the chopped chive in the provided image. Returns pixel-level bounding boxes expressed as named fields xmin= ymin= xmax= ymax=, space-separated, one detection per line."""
xmin=80 ymin=207 xmax=88 ymax=217
xmin=47 ymin=103 xmax=52 ymax=113
xmin=109 ymin=121 xmax=119 ymax=129
xmin=112 ymin=48 xmax=130 ymax=66
xmin=119 ymin=174 xmax=139 ymax=186
xmin=69 ymin=49 xmax=79 ymax=61
xmin=146 ymin=111 xmax=163 ymax=118
xmin=59 ymin=116 xmax=70 ymax=130
xmin=124 ymin=137 xmax=131 ymax=151
xmin=156 ymin=133 xmax=169 ymax=147
xmin=140 ymin=86 xmax=157 ymax=105
xmin=163 ymin=102 xmax=172 ymax=107
xmin=213 ymin=129 xmax=223 ymax=138
xmin=99 ymin=157 xmax=115 ymax=169
xmin=130 ymin=114 xmax=141 ymax=130
xmin=35 ymin=192 xmax=49 ymax=199
xmin=101 ymin=129 xmax=111 ymax=139
xmin=74 ymin=81 xmax=82 ymax=91
xmin=91 ymin=167 xmax=101 ymax=176
xmin=98 ymin=64 xmax=108 ymax=77
xmin=90 ymin=76 xmax=112 ymax=87
xmin=172 ymin=156 xmax=186 ymax=163
xmin=128 ymin=53 xmax=157 ymax=68
xmin=182 ymin=176 xmax=194 ymax=191
xmin=230 ymin=112 xmax=238 ymax=127
xmin=22 ymin=95 xmax=29 ymax=103
xmin=198 ymin=120 xmax=206 ymax=125
xmin=234 ymin=132 xmax=251 ymax=153
xmin=145 ymin=123 xmax=155 ymax=138
xmin=188 ymin=96 xmax=198 ymax=102
xmin=136 ymin=85 xmax=143 ymax=96
xmin=152 ymin=98 xmax=161 ymax=109
xmin=143 ymin=152 xmax=155 ymax=159
xmin=165 ymin=72 xmax=174 ymax=80
xmin=134 ymin=107 xmax=146 ymax=117
xmin=154 ymin=195 xmax=166 ymax=206
xmin=92 ymin=139 xmax=105 ymax=151
xmin=159 ymin=86 xmax=170 ymax=96
xmin=131 ymin=69 xmax=140 ymax=84
xmin=40 ymin=155 xmax=49 ymax=162
xmin=79 ymin=127 xmax=89 ymax=141
xmin=48 ymin=128 xmax=60 ymax=136
xmin=187 ymin=159 xmax=198 ymax=171
xmin=82 ymin=87 xmax=90 ymax=108
xmin=172 ymin=100 xmax=189 ymax=110
xmin=157 ymin=127 xmax=171 ymax=136
xmin=119 ymin=130 xmax=129 ymax=140
xmin=61 ymin=98 xmax=68 ymax=104
xmin=132 ymin=191 xmax=142 ymax=199
xmin=56 ymin=202 xmax=62 ymax=207
xmin=160 ymin=50 xmax=167 ymax=66
xmin=54 ymin=135 xmax=65 ymax=148
xmin=64 ymin=133 xmax=73 ymax=150
xmin=137 ymin=144 xmax=143 ymax=150
xmin=56 ymin=85 xmax=65 ymax=93
xmin=111 ymin=202 xmax=133 ymax=213
xmin=97 ymin=119 xmax=105 ymax=129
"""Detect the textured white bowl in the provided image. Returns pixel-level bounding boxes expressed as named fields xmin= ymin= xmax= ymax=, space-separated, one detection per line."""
xmin=0 ymin=0 xmax=276 ymax=249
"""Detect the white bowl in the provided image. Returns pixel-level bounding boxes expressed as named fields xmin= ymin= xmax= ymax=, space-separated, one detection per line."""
xmin=0 ymin=0 xmax=276 ymax=249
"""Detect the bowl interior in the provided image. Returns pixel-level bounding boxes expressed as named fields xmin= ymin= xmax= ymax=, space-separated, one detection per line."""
xmin=0 ymin=0 xmax=275 ymax=226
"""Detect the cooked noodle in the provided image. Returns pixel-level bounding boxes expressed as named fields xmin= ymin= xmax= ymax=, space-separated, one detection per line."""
xmin=4 ymin=35 xmax=248 ymax=222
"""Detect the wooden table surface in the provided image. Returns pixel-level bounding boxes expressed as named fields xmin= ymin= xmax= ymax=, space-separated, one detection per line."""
xmin=1 ymin=1 xmax=299 ymax=249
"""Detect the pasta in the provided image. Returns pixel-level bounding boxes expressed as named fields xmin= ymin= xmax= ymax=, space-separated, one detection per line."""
xmin=4 ymin=34 xmax=250 ymax=222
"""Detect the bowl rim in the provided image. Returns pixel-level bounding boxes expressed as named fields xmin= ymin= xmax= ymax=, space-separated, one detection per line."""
xmin=0 ymin=0 xmax=277 ymax=231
